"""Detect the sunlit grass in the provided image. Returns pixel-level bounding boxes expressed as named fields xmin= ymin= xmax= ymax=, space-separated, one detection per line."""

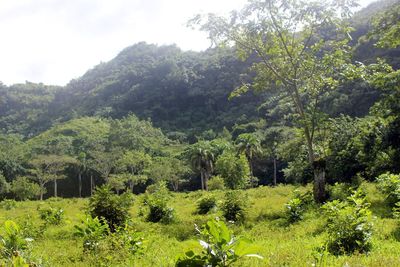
xmin=0 ymin=182 xmax=399 ymax=266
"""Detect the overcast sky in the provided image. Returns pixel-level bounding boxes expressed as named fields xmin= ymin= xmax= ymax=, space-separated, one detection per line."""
xmin=0 ymin=0 xmax=378 ymax=86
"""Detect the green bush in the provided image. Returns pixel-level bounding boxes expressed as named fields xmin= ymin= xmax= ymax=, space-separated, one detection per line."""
xmin=74 ymin=215 xmax=110 ymax=252
xmin=376 ymin=172 xmax=400 ymax=206
xmin=207 ymin=175 xmax=225 ymax=191
xmin=10 ymin=177 xmax=41 ymax=201
xmin=143 ymin=181 xmax=175 ymax=224
xmin=0 ymin=199 xmax=17 ymax=210
xmin=221 ymin=191 xmax=247 ymax=223
xmin=285 ymin=190 xmax=313 ymax=223
xmin=0 ymin=220 xmax=33 ymax=259
xmin=88 ymin=185 xmax=134 ymax=231
xmin=38 ymin=205 xmax=64 ymax=225
xmin=328 ymin=182 xmax=353 ymax=201
xmin=176 ymin=219 xmax=263 ymax=266
xmin=196 ymin=195 xmax=217 ymax=214
xmin=322 ymin=189 xmax=373 ymax=255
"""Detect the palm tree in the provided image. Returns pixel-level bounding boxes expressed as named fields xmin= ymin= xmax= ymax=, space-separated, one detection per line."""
xmin=236 ymin=133 xmax=262 ymax=177
xmin=187 ymin=141 xmax=215 ymax=191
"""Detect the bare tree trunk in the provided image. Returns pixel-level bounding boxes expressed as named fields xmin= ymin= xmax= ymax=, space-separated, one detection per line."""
xmin=273 ymin=156 xmax=277 ymax=186
xmin=249 ymin=159 xmax=254 ymax=177
xmin=313 ymin=159 xmax=327 ymax=203
xmin=40 ymin=184 xmax=44 ymax=201
xmin=129 ymin=180 xmax=134 ymax=192
xmin=54 ymin=179 xmax=57 ymax=198
xmin=204 ymin=172 xmax=209 ymax=191
xmin=90 ymin=174 xmax=94 ymax=196
xmin=200 ymin=171 xmax=204 ymax=190
xmin=78 ymin=172 xmax=82 ymax=198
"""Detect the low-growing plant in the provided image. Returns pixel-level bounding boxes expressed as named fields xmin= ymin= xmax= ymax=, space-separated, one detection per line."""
xmin=176 ymin=219 xmax=263 ymax=266
xmin=328 ymin=182 xmax=353 ymax=201
xmin=285 ymin=189 xmax=313 ymax=223
xmin=196 ymin=195 xmax=217 ymax=214
xmin=0 ymin=221 xmax=33 ymax=259
xmin=221 ymin=191 xmax=247 ymax=223
xmin=37 ymin=205 xmax=64 ymax=225
xmin=88 ymin=185 xmax=134 ymax=231
xmin=109 ymin=225 xmax=144 ymax=256
xmin=0 ymin=199 xmax=17 ymax=210
xmin=74 ymin=215 xmax=109 ymax=252
xmin=322 ymin=189 xmax=373 ymax=255
xmin=142 ymin=182 xmax=175 ymax=223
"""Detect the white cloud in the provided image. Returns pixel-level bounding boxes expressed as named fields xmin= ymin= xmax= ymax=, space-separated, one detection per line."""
xmin=0 ymin=0 xmax=379 ymax=85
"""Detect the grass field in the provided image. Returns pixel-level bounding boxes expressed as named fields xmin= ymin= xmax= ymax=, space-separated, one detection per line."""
xmin=1 ymin=182 xmax=400 ymax=267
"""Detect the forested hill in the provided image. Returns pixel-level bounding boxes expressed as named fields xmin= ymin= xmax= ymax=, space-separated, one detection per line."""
xmin=0 ymin=0 xmax=398 ymax=139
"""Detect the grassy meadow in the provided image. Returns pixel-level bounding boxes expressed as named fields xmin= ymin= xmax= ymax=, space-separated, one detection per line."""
xmin=1 ymin=183 xmax=400 ymax=267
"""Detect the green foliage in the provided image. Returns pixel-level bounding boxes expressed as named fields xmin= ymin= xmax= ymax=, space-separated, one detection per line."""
xmin=221 ymin=191 xmax=247 ymax=223
xmin=370 ymin=1 xmax=400 ymax=48
xmin=74 ymin=215 xmax=109 ymax=252
xmin=0 ymin=221 xmax=32 ymax=259
xmin=284 ymin=190 xmax=313 ymax=223
xmin=376 ymin=172 xmax=400 ymax=205
xmin=328 ymin=183 xmax=353 ymax=201
xmin=176 ymin=219 xmax=263 ymax=267
xmin=37 ymin=205 xmax=64 ymax=225
xmin=0 ymin=173 xmax=10 ymax=200
xmin=215 ymin=151 xmax=250 ymax=190
xmin=196 ymin=195 xmax=217 ymax=215
xmin=10 ymin=177 xmax=40 ymax=201
xmin=207 ymin=175 xmax=225 ymax=191
xmin=88 ymin=185 xmax=134 ymax=231
xmin=0 ymin=199 xmax=17 ymax=210
xmin=143 ymin=182 xmax=175 ymax=224
xmin=322 ymin=190 xmax=373 ymax=255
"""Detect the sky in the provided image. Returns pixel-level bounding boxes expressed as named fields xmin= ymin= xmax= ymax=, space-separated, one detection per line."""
xmin=0 ymin=0 xmax=378 ymax=86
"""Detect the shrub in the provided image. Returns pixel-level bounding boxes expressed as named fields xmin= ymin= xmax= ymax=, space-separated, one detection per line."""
xmin=196 ymin=195 xmax=217 ymax=214
xmin=328 ymin=182 xmax=353 ymax=201
xmin=0 ymin=199 xmax=17 ymax=210
xmin=108 ymin=225 xmax=144 ymax=256
xmin=376 ymin=172 xmax=400 ymax=206
xmin=10 ymin=177 xmax=41 ymax=201
xmin=208 ymin=175 xmax=225 ymax=191
xmin=74 ymin=215 xmax=109 ymax=252
xmin=88 ymin=185 xmax=134 ymax=231
xmin=38 ymin=205 xmax=64 ymax=225
xmin=0 ymin=220 xmax=33 ymax=259
xmin=176 ymin=219 xmax=263 ymax=266
xmin=221 ymin=191 xmax=247 ymax=223
xmin=322 ymin=189 xmax=373 ymax=255
xmin=143 ymin=182 xmax=174 ymax=224
xmin=285 ymin=189 xmax=313 ymax=223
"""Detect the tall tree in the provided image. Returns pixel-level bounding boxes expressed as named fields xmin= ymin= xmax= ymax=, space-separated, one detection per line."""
xmin=192 ymin=0 xmax=361 ymax=202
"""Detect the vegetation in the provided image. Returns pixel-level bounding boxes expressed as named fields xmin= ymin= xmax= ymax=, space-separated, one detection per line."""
xmin=0 ymin=0 xmax=399 ymax=265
